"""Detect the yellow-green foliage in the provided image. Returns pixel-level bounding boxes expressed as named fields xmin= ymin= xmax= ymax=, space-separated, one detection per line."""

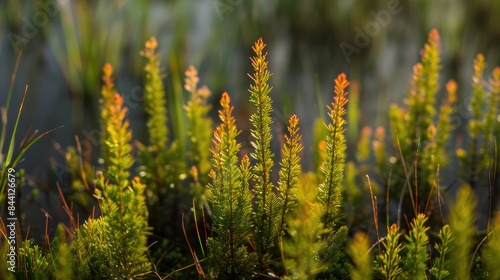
xmin=277 ymin=115 xmax=303 ymax=236
xmin=99 ymin=63 xmax=117 ymax=164
xmin=9 ymin=30 xmax=500 ymax=280
xmin=137 ymin=37 xmax=187 ymax=243
xmin=206 ymin=92 xmax=257 ymax=279
xmin=184 ymin=65 xmax=213 ymax=184
xmin=373 ymin=126 xmax=387 ymax=176
xmin=483 ymin=212 xmax=500 ymax=279
xmin=283 ymin=173 xmax=327 ymax=279
xmin=137 ymin=36 xmax=175 ymax=198
xmin=483 ymin=67 xmax=500 ymax=156
xmin=404 ymin=29 xmax=441 ymax=152
xmin=423 ymin=80 xmax=457 ymax=180
xmin=429 ymin=225 xmax=453 ymax=279
xmin=377 ymin=30 xmax=460 ymax=230
xmin=52 ymin=224 xmax=73 ymax=280
xmin=184 ymin=65 xmax=213 ymax=208
xmin=457 ymin=55 xmax=500 ymax=185
xmin=73 ymin=64 xmax=151 ymax=279
xmin=248 ymin=38 xmax=280 ymax=256
xmin=313 ymin=122 xmax=327 ymax=182
xmin=17 ymin=241 xmax=52 ymax=280
xmin=317 ymin=73 xmax=350 ymax=277
xmin=140 ymin=37 xmax=169 ymax=153
xmin=378 ymin=224 xmax=404 ymax=279
xmin=347 ymin=232 xmax=372 ymax=280
xmin=403 ymin=213 xmax=430 ymax=280
xmin=0 ymin=241 xmax=14 ymax=280
xmin=450 ymin=185 xmax=477 ymax=280
xmin=319 ymin=73 xmax=349 ymax=229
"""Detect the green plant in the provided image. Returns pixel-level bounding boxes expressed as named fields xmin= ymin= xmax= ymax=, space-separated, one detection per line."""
xmin=377 ymin=224 xmax=404 ymax=279
xmin=346 ymin=232 xmax=372 ymax=280
xmin=71 ymin=64 xmax=151 ymax=279
xmin=277 ymin=115 xmax=302 ymax=245
xmin=5 ymin=29 xmax=500 ymax=280
xmin=429 ymin=225 xmax=453 ymax=280
xmin=378 ymin=29 xmax=453 ymax=229
xmin=184 ymin=65 xmax=213 ymax=204
xmin=136 ymin=37 xmax=187 ymax=249
xmin=402 ymin=213 xmax=430 ymax=279
xmin=449 ymin=185 xmax=477 ymax=280
xmin=247 ymin=38 xmax=280 ymax=258
xmin=317 ymin=73 xmax=350 ymax=278
xmin=206 ymin=92 xmax=257 ymax=279
xmin=482 ymin=212 xmax=500 ymax=279
xmin=457 ymin=55 xmax=500 ymax=189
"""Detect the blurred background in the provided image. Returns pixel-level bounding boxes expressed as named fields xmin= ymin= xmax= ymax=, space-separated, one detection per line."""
xmin=1 ymin=0 xmax=500 ymax=238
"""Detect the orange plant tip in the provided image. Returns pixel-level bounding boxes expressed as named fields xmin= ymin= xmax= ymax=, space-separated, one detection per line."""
xmin=103 ymin=63 xmax=113 ymax=77
xmin=493 ymin=67 xmax=500 ymax=80
xmin=145 ymin=36 xmax=158 ymax=50
xmin=289 ymin=114 xmax=299 ymax=126
xmin=334 ymin=73 xmax=350 ymax=93
xmin=445 ymin=80 xmax=458 ymax=103
xmin=428 ymin=28 xmax=440 ymax=43
xmin=220 ymin=92 xmax=231 ymax=106
xmin=185 ymin=65 xmax=198 ymax=78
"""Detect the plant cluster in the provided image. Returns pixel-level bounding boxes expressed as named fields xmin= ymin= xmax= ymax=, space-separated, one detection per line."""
xmin=1 ymin=30 xmax=500 ymax=279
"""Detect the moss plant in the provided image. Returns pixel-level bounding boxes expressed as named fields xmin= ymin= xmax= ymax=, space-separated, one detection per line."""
xmin=377 ymin=224 xmax=404 ymax=279
xmin=248 ymin=38 xmax=280 ymax=257
xmin=283 ymin=200 xmax=327 ymax=279
xmin=318 ymin=73 xmax=350 ymax=278
xmin=319 ymin=73 xmax=349 ymax=229
xmin=137 ymin=36 xmax=170 ymax=197
xmin=457 ymin=56 xmax=500 ymax=189
xmin=17 ymin=240 xmax=52 ymax=280
xmin=51 ymin=224 xmax=73 ymax=280
xmin=5 ymin=31 xmax=500 ymax=279
xmin=137 ymin=37 xmax=187 ymax=246
xmin=382 ymin=29 xmax=451 ymax=226
xmin=184 ymin=65 xmax=213 ymax=204
xmin=277 ymin=115 xmax=303 ymax=238
xmin=429 ymin=225 xmax=453 ymax=279
xmin=449 ymin=185 xmax=477 ymax=280
xmin=206 ymin=92 xmax=257 ymax=279
xmin=482 ymin=212 xmax=500 ymax=279
xmin=72 ymin=64 xmax=151 ymax=279
xmin=347 ymin=232 xmax=372 ymax=280
xmin=402 ymin=213 xmax=430 ymax=279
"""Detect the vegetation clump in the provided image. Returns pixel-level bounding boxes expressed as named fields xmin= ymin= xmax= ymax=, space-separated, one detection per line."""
xmin=1 ymin=30 xmax=500 ymax=280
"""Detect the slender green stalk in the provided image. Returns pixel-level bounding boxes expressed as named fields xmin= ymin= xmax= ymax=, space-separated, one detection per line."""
xmin=277 ymin=115 xmax=303 ymax=236
xmin=248 ymin=38 xmax=279 ymax=255
xmin=319 ymin=73 xmax=349 ymax=229
xmin=185 ymin=65 xmax=213 ymax=201
xmin=140 ymin=37 xmax=168 ymax=154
